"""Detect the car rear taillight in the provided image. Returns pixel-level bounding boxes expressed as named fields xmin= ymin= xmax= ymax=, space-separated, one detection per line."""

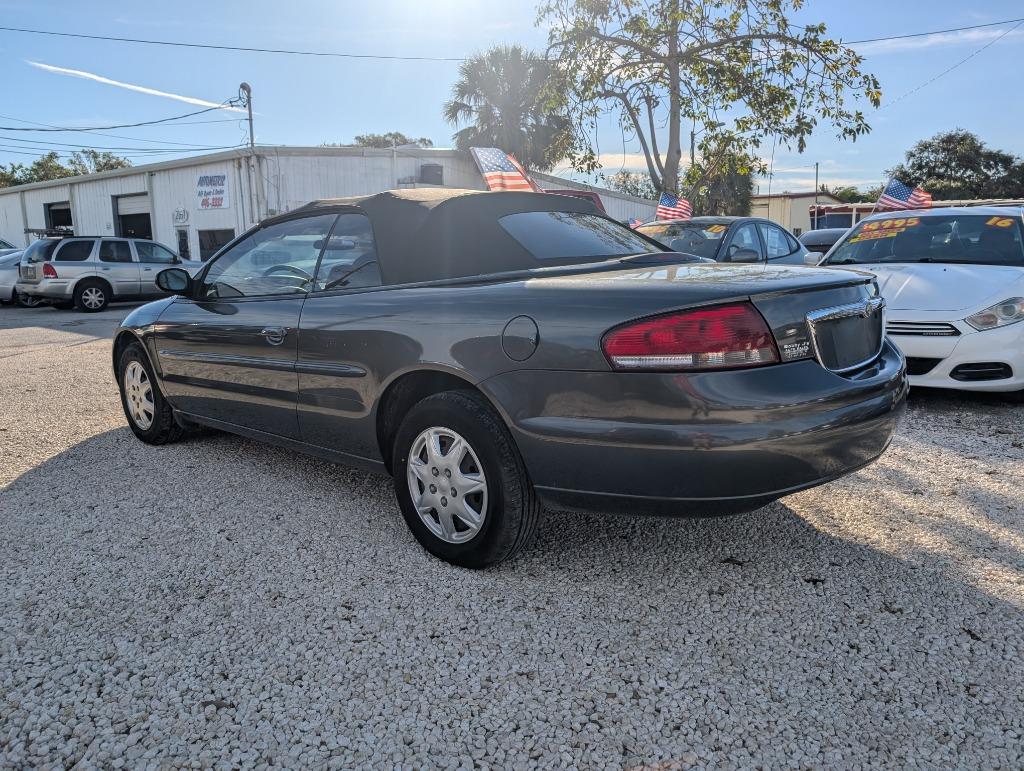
xmin=42 ymin=263 xmax=58 ymax=279
xmin=602 ymin=302 xmax=780 ymax=371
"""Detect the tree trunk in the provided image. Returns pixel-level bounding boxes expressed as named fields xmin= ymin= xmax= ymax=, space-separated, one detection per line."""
xmin=661 ymin=5 xmax=682 ymax=194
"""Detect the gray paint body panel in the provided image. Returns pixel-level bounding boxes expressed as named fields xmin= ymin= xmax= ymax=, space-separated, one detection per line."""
xmin=116 ymin=256 xmax=905 ymax=514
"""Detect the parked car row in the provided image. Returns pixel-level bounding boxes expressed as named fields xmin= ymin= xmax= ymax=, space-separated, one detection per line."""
xmin=3 ymin=236 xmax=204 ymax=312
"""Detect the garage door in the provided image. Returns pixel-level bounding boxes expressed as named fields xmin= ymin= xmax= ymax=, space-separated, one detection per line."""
xmin=116 ymin=194 xmax=150 ymax=215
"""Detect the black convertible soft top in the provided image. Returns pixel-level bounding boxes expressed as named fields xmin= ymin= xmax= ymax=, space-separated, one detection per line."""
xmin=284 ymin=188 xmax=600 ymax=285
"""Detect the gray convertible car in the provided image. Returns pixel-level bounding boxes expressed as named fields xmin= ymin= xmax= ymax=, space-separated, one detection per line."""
xmin=114 ymin=189 xmax=906 ymax=567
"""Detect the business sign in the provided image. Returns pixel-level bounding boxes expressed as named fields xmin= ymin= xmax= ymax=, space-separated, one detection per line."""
xmin=197 ymin=173 xmax=230 ymax=210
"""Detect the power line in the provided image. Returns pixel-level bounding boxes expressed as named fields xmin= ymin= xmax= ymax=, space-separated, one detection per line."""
xmin=0 ymin=143 xmax=244 ymax=159
xmin=0 ymin=26 xmax=465 ymax=61
xmin=882 ymin=20 xmax=1024 ymax=109
xmin=0 ymin=136 xmax=245 ymax=153
xmin=2 ymin=18 xmax=1024 ymax=62
xmin=847 ymin=17 xmax=1024 ymax=45
xmin=0 ymin=111 xmax=242 ymax=147
xmin=0 ymin=103 xmax=238 ymax=132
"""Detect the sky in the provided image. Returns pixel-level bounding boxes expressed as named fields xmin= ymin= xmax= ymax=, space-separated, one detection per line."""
xmin=1 ymin=0 xmax=1022 ymax=194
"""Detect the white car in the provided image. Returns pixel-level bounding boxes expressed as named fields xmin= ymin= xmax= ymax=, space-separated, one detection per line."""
xmin=817 ymin=207 xmax=1024 ymax=393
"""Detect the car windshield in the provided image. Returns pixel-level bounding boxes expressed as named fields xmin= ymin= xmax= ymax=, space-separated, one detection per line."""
xmin=825 ymin=214 xmax=1024 ymax=267
xmin=0 ymin=239 xmax=13 ymax=249
xmin=498 ymin=211 xmax=662 ymax=262
xmin=635 ymin=222 xmax=727 ymax=259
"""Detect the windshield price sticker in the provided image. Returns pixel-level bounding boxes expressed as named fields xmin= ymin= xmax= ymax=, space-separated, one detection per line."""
xmin=705 ymin=224 xmax=727 ymax=234
xmin=849 ymin=217 xmax=920 ymax=243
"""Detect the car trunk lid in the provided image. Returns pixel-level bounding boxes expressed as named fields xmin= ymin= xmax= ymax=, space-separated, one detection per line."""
xmin=520 ymin=260 xmax=884 ymax=374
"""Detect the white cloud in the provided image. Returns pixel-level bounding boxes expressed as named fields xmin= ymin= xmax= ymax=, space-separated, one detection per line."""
xmin=27 ymin=61 xmax=245 ymax=112
xmin=853 ymin=27 xmax=1024 ymax=56
xmin=594 ymin=151 xmax=695 ymax=172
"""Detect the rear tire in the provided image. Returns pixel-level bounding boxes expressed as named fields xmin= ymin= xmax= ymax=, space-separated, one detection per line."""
xmin=392 ymin=390 xmax=540 ymax=569
xmin=117 ymin=341 xmax=184 ymax=445
xmin=74 ymin=280 xmax=109 ymax=312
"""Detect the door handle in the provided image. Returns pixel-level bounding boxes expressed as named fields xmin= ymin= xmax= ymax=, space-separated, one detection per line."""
xmin=260 ymin=327 xmax=287 ymax=345
xmin=143 ymin=268 xmax=153 ymax=272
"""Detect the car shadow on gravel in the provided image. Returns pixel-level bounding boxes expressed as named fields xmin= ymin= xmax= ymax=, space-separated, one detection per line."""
xmin=2 ymin=425 xmax=1022 ymax=766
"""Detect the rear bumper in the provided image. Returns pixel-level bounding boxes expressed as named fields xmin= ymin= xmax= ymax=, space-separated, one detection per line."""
xmin=16 ymin=278 xmax=75 ymax=299
xmin=890 ymin=322 xmax=1024 ymax=393
xmin=480 ymin=341 xmax=907 ymax=515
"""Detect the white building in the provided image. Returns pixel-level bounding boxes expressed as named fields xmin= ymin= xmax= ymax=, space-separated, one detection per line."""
xmin=0 ymin=146 xmax=657 ymax=260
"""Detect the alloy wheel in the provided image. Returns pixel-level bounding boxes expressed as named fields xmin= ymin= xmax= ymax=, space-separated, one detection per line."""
xmin=406 ymin=426 xmax=488 ymax=544
xmin=81 ymin=287 xmax=105 ymax=310
xmin=123 ymin=361 xmax=155 ymax=430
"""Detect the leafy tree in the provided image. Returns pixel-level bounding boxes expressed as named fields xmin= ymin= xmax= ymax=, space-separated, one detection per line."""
xmin=820 ymin=184 xmax=873 ymax=203
xmin=354 ymin=132 xmax=434 ymax=148
xmin=322 ymin=132 xmax=433 ymax=149
xmin=68 ymin=149 xmax=133 ymax=175
xmin=605 ymin=170 xmax=657 ymax=199
xmin=687 ymin=155 xmax=753 ymax=215
xmin=538 ymin=0 xmax=880 ymax=196
xmin=886 ymin=130 xmax=1024 ymax=200
xmin=443 ymin=45 xmax=570 ymax=171
xmin=1 ymin=149 xmax=132 ymax=188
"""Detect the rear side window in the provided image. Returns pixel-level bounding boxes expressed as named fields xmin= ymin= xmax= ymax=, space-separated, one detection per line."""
xmin=313 ymin=213 xmax=381 ymax=291
xmin=54 ymin=240 xmax=95 ymax=261
xmin=135 ymin=242 xmax=177 ymax=264
xmin=99 ymin=241 xmax=133 ymax=263
xmin=499 ymin=211 xmax=659 ymax=261
xmin=759 ymin=224 xmax=798 ymax=259
xmin=23 ymin=239 xmax=61 ymax=263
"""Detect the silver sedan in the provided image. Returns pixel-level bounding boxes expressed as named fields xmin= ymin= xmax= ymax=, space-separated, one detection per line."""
xmin=0 ymin=251 xmax=45 ymax=308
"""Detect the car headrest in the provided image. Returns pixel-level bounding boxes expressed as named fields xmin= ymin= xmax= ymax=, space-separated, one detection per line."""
xmin=979 ymin=227 xmax=1016 ymax=250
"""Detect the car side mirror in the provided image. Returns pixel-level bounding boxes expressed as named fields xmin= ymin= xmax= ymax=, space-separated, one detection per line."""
xmin=804 ymin=251 xmax=824 ymax=265
xmin=730 ymin=248 xmax=761 ymax=263
xmin=156 ymin=267 xmax=192 ymax=296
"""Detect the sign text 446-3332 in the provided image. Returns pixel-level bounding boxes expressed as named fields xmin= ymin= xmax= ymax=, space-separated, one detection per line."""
xmin=197 ymin=173 xmax=230 ymax=210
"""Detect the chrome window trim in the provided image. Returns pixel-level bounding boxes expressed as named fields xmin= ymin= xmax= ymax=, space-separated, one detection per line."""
xmin=806 ymin=296 xmax=886 ymax=374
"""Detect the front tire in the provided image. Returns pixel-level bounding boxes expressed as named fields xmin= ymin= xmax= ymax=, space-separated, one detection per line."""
xmin=392 ymin=390 xmax=540 ymax=568
xmin=117 ymin=342 xmax=184 ymax=445
xmin=74 ymin=280 xmax=109 ymax=312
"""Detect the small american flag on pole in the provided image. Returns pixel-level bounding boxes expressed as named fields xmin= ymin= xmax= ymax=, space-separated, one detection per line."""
xmin=656 ymin=192 xmax=693 ymax=220
xmin=877 ymin=178 xmax=933 ymax=210
xmin=470 ymin=147 xmax=542 ymax=192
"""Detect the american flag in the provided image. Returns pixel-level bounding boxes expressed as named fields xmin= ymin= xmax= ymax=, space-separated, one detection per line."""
xmin=656 ymin=192 xmax=693 ymax=220
xmin=470 ymin=147 xmax=542 ymax=192
xmin=877 ymin=178 xmax=933 ymax=210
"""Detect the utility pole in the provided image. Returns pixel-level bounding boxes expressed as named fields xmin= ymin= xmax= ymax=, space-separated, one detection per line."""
xmin=238 ymin=83 xmax=258 ymax=223
xmin=813 ymin=161 xmax=819 ymax=230
xmin=239 ymin=82 xmax=255 ymax=149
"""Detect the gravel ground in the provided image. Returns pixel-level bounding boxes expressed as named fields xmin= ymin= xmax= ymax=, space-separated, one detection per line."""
xmin=1 ymin=302 xmax=1022 ymax=769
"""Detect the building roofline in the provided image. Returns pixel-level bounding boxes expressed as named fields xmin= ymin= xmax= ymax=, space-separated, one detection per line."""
xmin=751 ymin=191 xmax=841 ymax=201
xmin=0 ymin=145 xmax=467 ymax=194
xmin=0 ymin=145 xmax=657 ymax=206
xmin=531 ymin=171 xmax=655 ymax=205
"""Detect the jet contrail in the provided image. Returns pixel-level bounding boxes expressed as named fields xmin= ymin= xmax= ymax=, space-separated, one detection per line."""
xmin=27 ymin=60 xmax=245 ymax=112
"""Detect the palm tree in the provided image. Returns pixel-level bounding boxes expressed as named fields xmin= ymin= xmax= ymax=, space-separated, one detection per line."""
xmin=443 ymin=45 xmax=567 ymax=172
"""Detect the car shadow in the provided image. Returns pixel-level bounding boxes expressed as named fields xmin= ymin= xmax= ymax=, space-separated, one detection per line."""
xmin=2 ymin=424 xmax=1022 ymax=765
